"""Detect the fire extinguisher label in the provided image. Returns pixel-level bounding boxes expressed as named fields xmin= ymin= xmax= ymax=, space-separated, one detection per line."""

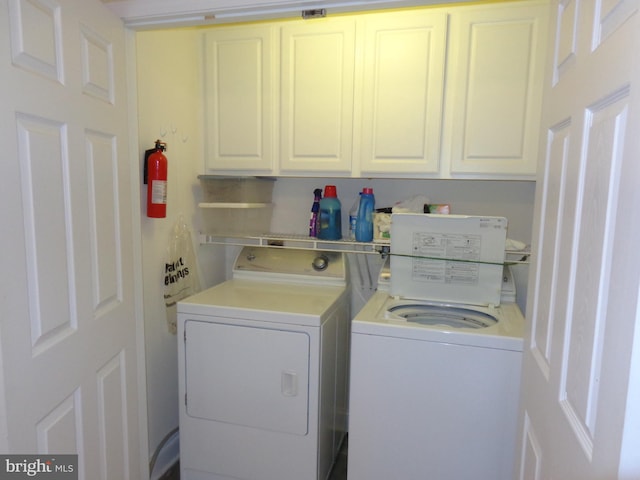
xmin=151 ymin=180 xmax=167 ymax=204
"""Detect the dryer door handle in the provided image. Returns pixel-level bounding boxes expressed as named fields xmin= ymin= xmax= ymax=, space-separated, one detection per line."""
xmin=281 ymin=371 xmax=298 ymax=397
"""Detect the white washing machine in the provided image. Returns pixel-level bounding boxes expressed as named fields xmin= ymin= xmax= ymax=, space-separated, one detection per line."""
xmin=348 ymin=214 xmax=525 ymax=480
xmin=177 ymin=246 xmax=350 ymax=480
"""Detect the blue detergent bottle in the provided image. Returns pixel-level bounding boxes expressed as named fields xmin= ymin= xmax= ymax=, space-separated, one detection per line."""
xmin=318 ymin=185 xmax=342 ymax=240
xmin=355 ymin=187 xmax=375 ymax=242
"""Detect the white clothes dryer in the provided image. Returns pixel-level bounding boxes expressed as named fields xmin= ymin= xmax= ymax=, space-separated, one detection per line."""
xmin=348 ymin=214 xmax=525 ymax=480
xmin=177 ymin=247 xmax=350 ymax=480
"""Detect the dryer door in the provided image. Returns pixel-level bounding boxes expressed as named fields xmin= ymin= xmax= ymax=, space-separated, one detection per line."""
xmin=185 ymin=320 xmax=310 ymax=435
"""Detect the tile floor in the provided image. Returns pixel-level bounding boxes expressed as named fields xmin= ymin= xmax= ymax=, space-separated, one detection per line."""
xmin=159 ymin=461 xmax=179 ymax=480
xmin=329 ymin=435 xmax=348 ymax=480
xmin=161 ymin=436 xmax=348 ymax=480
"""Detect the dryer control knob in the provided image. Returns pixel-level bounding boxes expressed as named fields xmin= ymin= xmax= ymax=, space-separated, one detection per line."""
xmin=312 ymin=255 xmax=329 ymax=271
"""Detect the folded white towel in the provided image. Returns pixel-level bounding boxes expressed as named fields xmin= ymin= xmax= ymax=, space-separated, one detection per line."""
xmin=506 ymin=238 xmax=528 ymax=251
xmin=392 ymin=194 xmax=430 ymax=213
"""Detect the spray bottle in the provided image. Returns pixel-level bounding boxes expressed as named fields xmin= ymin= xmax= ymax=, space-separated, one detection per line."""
xmin=309 ymin=188 xmax=322 ymax=237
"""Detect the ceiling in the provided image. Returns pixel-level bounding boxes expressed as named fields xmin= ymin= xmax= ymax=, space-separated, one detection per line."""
xmin=101 ymin=0 xmax=481 ymax=29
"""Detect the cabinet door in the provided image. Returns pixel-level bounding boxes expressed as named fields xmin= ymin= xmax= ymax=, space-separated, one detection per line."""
xmin=204 ymin=25 xmax=274 ymax=172
xmin=357 ymin=10 xmax=447 ymax=176
xmin=444 ymin=2 xmax=549 ymax=178
xmin=280 ymin=18 xmax=356 ymax=174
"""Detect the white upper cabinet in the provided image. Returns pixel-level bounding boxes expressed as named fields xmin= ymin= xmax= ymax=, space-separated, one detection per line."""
xmin=443 ymin=1 xmax=549 ymax=178
xmin=279 ymin=18 xmax=356 ymax=174
xmin=356 ymin=10 xmax=447 ymax=176
xmin=201 ymin=0 xmax=549 ymax=178
xmin=204 ymin=25 xmax=275 ymax=172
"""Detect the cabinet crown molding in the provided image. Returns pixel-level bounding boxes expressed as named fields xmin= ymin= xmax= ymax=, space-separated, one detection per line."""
xmin=102 ymin=0 xmax=478 ymax=29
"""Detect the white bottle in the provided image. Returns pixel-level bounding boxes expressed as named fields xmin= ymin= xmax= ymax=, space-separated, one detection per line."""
xmin=348 ymin=195 xmax=360 ymax=240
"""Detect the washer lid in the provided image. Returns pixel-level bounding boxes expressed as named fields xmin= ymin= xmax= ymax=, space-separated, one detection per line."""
xmin=390 ymin=214 xmax=507 ymax=306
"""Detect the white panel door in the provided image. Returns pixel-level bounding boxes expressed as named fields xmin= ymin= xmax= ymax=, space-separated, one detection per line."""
xmin=0 ymin=0 xmax=144 ymax=478
xmin=518 ymin=0 xmax=640 ymax=478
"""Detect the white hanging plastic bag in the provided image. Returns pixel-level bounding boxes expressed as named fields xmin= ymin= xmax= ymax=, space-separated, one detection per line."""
xmin=164 ymin=216 xmax=200 ymax=334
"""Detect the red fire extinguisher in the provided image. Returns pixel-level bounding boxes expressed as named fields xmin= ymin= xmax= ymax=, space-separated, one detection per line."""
xmin=146 ymin=140 xmax=168 ymax=218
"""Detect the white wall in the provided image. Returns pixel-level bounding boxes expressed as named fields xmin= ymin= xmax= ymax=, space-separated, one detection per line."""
xmin=135 ymin=27 xmax=225 ymax=460
xmin=270 ymin=177 xmax=535 ymax=314
xmin=270 ymin=177 xmax=535 ymax=239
